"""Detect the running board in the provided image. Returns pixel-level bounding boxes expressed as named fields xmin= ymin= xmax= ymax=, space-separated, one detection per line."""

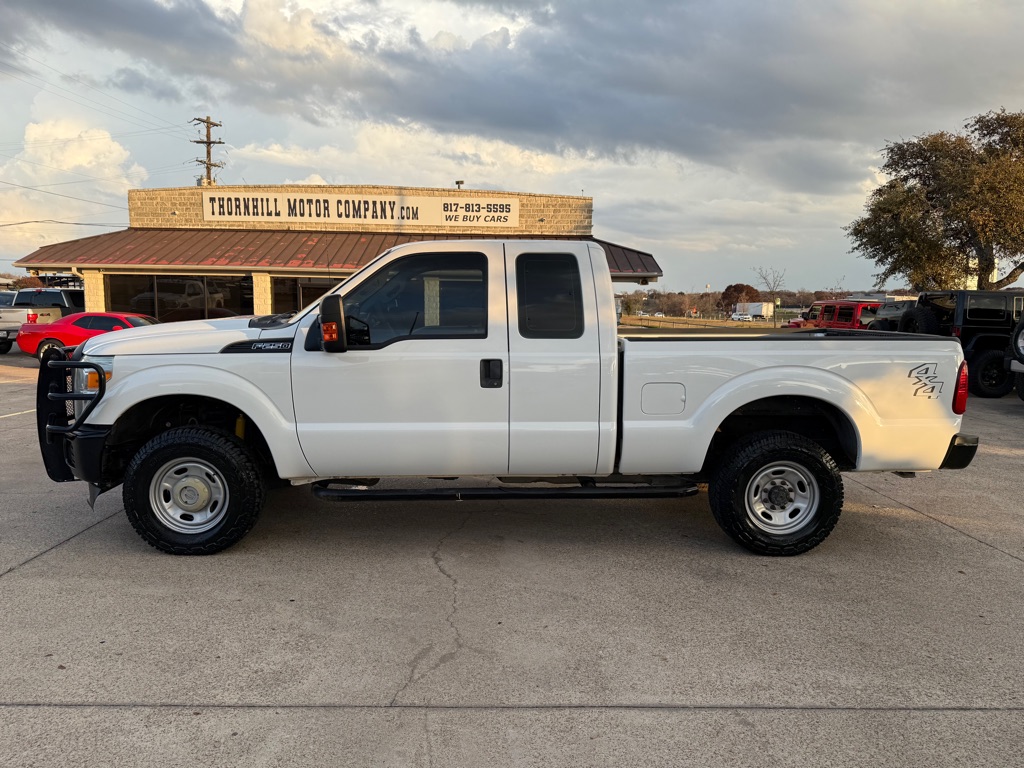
xmin=311 ymin=482 xmax=700 ymax=502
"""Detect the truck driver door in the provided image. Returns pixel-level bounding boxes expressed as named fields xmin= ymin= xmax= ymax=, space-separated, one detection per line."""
xmin=291 ymin=245 xmax=510 ymax=477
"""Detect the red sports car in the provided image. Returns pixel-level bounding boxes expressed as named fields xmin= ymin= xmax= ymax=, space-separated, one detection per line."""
xmin=17 ymin=312 xmax=158 ymax=360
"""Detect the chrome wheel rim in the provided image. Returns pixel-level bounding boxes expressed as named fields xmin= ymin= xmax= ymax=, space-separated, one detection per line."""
xmin=744 ymin=461 xmax=818 ymax=535
xmin=149 ymin=457 xmax=229 ymax=534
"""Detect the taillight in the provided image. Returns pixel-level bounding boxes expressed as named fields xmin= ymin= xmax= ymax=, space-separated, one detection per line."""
xmin=26 ymin=313 xmax=38 ymax=323
xmin=951 ymin=326 xmax=961 ymax=338
xmin=952 ymin=361 xmax=969 ymax=415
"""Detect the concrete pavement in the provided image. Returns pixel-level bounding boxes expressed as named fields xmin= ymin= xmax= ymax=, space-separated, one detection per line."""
xmin=1 ymin=347 xmax=1021 ymax=766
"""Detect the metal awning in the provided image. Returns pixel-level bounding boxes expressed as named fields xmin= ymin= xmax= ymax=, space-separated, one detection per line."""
xmin=14 ymin=228 xmax=662 ymax=282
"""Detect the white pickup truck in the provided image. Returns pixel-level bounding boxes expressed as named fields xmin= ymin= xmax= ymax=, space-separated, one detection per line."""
xmin=36 ymin=240 xmax=978 ymax=556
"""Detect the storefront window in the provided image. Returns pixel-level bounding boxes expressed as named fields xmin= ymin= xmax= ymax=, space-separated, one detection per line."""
xmin=107 ymin=275 xmax=253 ymax=322
xmin=272 ymin=277 xmax=337 ymax=314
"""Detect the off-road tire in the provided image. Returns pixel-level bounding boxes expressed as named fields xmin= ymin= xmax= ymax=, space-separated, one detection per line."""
xmin=123 ymin=427 xmax=265 ymax=555
xmin=898 ymin=306 xmax=940 ymax=334
xmin=867 ymin=319 xmax=891 ymax=331
xmin=709 ymin=430 xmax=844 ymax=556
xmin=1012 ymin=316 xmax=1024 ymax=365
xmin=967 ymin=348 xmax=1014 ymax=398
xmin=0 ymin=340 xmax=11 ymax=354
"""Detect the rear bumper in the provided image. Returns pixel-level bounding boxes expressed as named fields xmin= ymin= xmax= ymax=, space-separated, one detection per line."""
xmin=939 ymin=434 xmax=979 ymax=470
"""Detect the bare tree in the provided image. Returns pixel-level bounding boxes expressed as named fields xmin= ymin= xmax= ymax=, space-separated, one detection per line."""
xmin=753 ymin=266 xmax=786 ymax=327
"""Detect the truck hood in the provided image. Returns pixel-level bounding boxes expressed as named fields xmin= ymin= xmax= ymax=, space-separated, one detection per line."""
xmin=80 ymin=317 xmax=279 ymax=356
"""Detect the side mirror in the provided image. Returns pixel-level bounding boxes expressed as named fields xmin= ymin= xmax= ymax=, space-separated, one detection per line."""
xmin=112 ymin=325 xmax=124 ymax=331
xmin=320 ymin=294 xmax=348 ymax=353
xmin=800 ymin=311 xmax=809 ymax=320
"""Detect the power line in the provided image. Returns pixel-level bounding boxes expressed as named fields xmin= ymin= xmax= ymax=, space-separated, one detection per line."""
xmin=0 ymin=220 xmax=124 ymax=228
xmin=0 ymin=40 xmax=192 ymax=139
xmin=0 ymin=179 xmax=128 ymax=210
xmin=0 ymin=62 xmax=192 ymax=137
xmin=0 ymin=126 xmax=189 ymax=153
xmin=0 ymin=150 xmax=186 ymax=185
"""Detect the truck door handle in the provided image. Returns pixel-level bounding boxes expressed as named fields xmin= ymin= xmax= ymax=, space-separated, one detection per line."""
xmin=480 ymin=359 xmax=503 ymax=388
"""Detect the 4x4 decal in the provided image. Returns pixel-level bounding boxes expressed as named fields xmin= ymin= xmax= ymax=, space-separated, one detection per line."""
xmin=909 ymin=363 xmax=943 ymax=398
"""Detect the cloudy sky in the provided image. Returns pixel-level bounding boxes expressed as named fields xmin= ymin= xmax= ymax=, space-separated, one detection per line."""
xmin=1 ymin=0 xmax=1022 ymax=292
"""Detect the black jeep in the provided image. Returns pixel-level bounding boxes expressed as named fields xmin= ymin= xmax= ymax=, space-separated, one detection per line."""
xmin=897 ymin=290 xmax=1024 ymax=398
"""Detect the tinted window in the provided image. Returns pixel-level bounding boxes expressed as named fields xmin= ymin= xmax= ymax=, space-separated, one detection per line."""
xmin=966 ymin=295 xmax=1006 ymax=321
xmin=90 ymin=316 xmax=127 ymax=331
xmin=109 ymin=275 xmax=252 ymax=322
xmin=72 ymin=316 xmax=94 ymax=329
xmin=516 ymin=254 xmax=584 ymax=339
xmin=0 ymin=292 xmax=15 ymax=307
xmin=343 ymin=252 xmax=487 ymax=347
xmin=126 ymin=316 xmax=158 ymax=327
xmin=65 ymin=290 xmax=84 ymax=310
xmin=31 ymin=292 xmax=60 ymax=307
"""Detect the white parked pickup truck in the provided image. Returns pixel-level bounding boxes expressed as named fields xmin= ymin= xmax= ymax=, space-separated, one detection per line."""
xmin=36 ymin=240 xmax=978 ymax=556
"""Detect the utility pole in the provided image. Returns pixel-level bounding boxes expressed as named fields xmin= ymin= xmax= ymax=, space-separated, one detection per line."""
xmin=191 ymin=115 xmax=224 ymax=185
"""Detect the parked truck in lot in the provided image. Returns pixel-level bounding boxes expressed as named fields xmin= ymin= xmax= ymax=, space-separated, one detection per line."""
xmin=0 ymin=287 xmax=84 ymax=354
xmin=735 ymin=301 xmax=774 ymax=319
xmin=36 ymin=240 xmax=977 ymax=557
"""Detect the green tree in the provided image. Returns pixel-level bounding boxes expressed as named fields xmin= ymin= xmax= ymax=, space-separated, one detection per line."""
xmin=846 ymin=109 xmax=1024 ymax=290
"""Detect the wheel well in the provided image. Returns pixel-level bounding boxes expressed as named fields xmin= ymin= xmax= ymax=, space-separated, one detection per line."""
xmin=703 ymin=396 xmax=858 ymax=474
xmin=964 ymin=335 xmax=1012 ymax=355
xmin=104 ymin=395 xmax=279 ymax=487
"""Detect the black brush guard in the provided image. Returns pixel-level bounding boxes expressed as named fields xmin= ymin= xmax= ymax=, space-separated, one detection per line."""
xmin=35 ymin=349 xmax=106 ymax=482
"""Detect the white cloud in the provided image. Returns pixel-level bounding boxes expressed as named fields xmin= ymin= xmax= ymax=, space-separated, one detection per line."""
xmin=0 ymin=119 xmax=139 ymax=267
xmin=3 ymin=0 xmax=1024 ymax=289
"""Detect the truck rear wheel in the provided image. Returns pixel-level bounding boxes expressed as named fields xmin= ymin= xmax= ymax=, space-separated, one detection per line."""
xmin=967 ymin=348 xmax=1014 ymax=398
xmin=123 ymin=427 xmax=265 ymax=555
xmin=708 ymin=431 xmax=844 ymax=556
xmin=0 ymin=340 xmax=11 ymax=354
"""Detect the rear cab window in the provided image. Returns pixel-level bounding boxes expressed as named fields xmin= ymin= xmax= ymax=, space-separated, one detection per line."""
xmin=515 ymin=253 xmax=584 ymax=339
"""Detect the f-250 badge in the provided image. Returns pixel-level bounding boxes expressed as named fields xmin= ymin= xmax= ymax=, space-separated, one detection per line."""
xmin=252 ymin=341 xmax=292 ymax=351
xmin=909 ymin=363 xmax=943 ymax=398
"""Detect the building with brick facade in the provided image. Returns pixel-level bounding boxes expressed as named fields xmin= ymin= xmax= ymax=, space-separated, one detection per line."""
xmin=14 ymin=184 xmax=660 ymax=320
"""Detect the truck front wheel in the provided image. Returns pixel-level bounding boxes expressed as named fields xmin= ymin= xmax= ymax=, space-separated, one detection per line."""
xmin=123 ymin=427 xmax=265 ymax=555
xmin=709 ymin=431 xmax=844 ymax=556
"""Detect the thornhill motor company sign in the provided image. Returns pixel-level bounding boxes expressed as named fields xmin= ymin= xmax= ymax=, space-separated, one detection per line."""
xmin=202 ymin=192 xmax=521 ymax=228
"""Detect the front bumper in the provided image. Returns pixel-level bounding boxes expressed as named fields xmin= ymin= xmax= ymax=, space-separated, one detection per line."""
xmin=939 ymin=433 xmax=979 ymax=470
xmin=1009 ymin=359 xmax=1023 ymax=373
xmin=35 ymin=350 xmax=109 ymax=484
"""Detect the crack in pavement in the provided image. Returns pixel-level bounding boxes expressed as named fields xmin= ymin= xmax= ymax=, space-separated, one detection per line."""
xmin=2 ymin=701 xmax=1022 ymax=712
xmin=389 ymin=512 xmax=472 ymax=706
xmin=0 ymin=511 xmax=121 ymax=579
xmin=846 ymin=476 xmax=1024 ymax=564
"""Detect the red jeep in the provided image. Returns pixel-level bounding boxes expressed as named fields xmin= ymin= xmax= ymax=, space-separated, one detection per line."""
xmin=787 ymin=300 xmax=882 ymax=330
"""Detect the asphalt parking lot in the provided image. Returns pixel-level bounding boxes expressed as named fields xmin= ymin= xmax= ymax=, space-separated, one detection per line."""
xmin=1 ymin=346 xmax=1021 ymax=767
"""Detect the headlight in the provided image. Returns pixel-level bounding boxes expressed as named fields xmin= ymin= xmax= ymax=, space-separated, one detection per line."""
xmin=73 ymin=356 xmax=114 ymax=418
